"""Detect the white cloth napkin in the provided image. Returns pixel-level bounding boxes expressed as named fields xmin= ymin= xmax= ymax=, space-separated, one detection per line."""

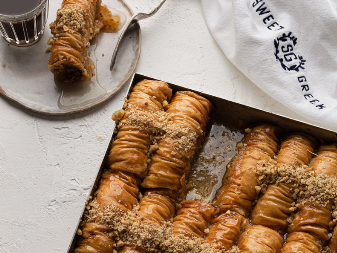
xmin=201 ymin=0 xmax=337 ymax=129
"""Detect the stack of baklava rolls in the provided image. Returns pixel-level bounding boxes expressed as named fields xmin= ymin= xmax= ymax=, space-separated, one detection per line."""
xmin=73 ymin=79 xmax=337 ymax=253
xmin=282 ymin=144 xmax=337 ymax=253
xmin=205 ymin=124 xmax=281 ymax=250
xmin=74 ymin=80 xmax=172 ymax=253
xmin=156 ymin=93 xmax=214 ymax=253
xmin=238 ymin=133 xmax=316 ymax=252
xmin=74 ymin=81 xmax=213 ymax=253
xmin=119 ymin=91 xmax=212 ymax=252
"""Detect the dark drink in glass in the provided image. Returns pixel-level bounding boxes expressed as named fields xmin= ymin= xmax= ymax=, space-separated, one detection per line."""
xmin=0 ymin=0 xmax=49 ymax=46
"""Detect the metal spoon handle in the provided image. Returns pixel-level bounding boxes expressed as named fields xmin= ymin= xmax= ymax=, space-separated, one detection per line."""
xmin=110 ymin=0 xmax=167 ymax=70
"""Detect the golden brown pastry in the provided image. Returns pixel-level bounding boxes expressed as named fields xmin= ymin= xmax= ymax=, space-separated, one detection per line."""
xmin=206 ymin=212 xmax=249 ymax=250
xmin=214 ymin=124 xmax=280 ymax=217
xmin=237 ymin=225 xmax=284 ymax=253
xmin=141 ymin=91 xmax=212 ymax=192
xmin=250 ymin=133 xmax=316 ymax=234
xmin=276 ymin=134 xmax=316 ymax=167
xmin=117 ymin=190 xmax=176 ymax=253
xmin=172 ymin=200 xmax=214 ymax=238
xmin=95 ymin=171 xmax=139 ymax=212
xmin=48 ymin=0 xmax=122 ymax=82
xmin=75 ymin=223 xmax=115 ymax=253
xmin=308 ymin=143 xmax=337 ymax=177
xmin=281 ymin=232 xmax=322 ymax=253
xmin=74 ymin=171 xmax=139 ymax=253
xmin=285 ymin=144 xmax=337 ymax=251
xmin=250 ymin=183 xmax=293 ymax=233
xmin=288 ymin=204 xmax=331 ymax=241
xmin=107 ymin=80 xmax=172 ymax=178
xmin=158 ymin=200 xmax=214 ymax=253
xmin=48 ymin=0 xmax=100 ymax=82
xmin=205 ymin=124 xmax=279 ymax=250
xmin=137 ymin=190 xmax=175 ymax=224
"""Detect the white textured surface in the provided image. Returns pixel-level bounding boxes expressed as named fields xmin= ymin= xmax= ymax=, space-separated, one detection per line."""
xmin=0 ymin=0 xmax=328 ymax=252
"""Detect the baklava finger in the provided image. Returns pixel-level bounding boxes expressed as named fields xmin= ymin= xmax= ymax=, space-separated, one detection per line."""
xmin=250 ymin=133 xmax=316 ymax=234
xmin=107 ymin=80 xmax=172 ymax=178
xmin=237 ymin=225 xmax=284 ymax=253
xmin=48 ymin=0 xmax=100 ymax=81
xmin=286 ymin=144 xmax=337 ymax=251
xmin=215 ymin=124 xmax=280 ymax=217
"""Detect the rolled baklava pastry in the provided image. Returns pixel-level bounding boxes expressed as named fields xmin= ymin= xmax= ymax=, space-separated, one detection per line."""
xmin=206 ymin=212 xmax=249 ymax=250
xmin=205 ymin=124 xmax=279 ymax=250
xmin=107 ymin=80 xmax=172 ymax=178
xmin=118 ymin=190 xmax=176 ymax=253
xmin=74 ymin=171 xmax=140 ymax=253
xmin=159 ymin=200 xmax=214 ymax=253
xmin=288 ymin=204 xmax=331 ymax=241
xmin=48 ymin=0 xmax=101 ymax=82
xmin=172 ymin=200 xmax=214 ymax=238
xmin=141 ymin=91 xmax=212 ymax=192
xmin=237 ymin=225 xmax=284 ymax=253
xmin=215 ymin=124 xmax=280 ymax=217
xmin=137 ymin=190 xmax=176 ymax=224
xmin=250 ymin=133 xmax=316 ymax=234
xmin=281 ymin=232 xmax=322 ymax=253
xmin=284 ymin=144 xmax=337 ymax=252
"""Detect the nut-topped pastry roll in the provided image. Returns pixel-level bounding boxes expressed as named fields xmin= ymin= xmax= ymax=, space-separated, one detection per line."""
xmin=288 ymin=205 xmax=331 ymax=242
xmin=48 ymin=0 xmax=100 ymax=82
xmin=205 ymin=124 xmax=280 ymax=250
xmin=250 ymin=133 xmax=316 ymax=234
xmin=159 ymin=200 xmax=215 ymax=253
xmin=215 ymin=124 xmax=280 ymax=217
xmin=48 ymin=0 xmax=122 ymax=82
xmin=75 ymin=171 xmax=139 ymax=253
xmin=281 ymin=232 xmax=322 ymax=253
xmin=283 ymin=144 xmax=337 ymax=252
xmin=76 ymin=223 xmax=114 ymax=253
xmin=95 ymin=171 xmax=140 ymax=212
xmin=206 ymin=212 xmax=249 ymax=250
xmin=107 ymin=80 xmax=172 ymax=178
xmin=237 ymin=225 xmax=284 ymax=253
xmin=137 ymin=190 xmax=176 ymax=224
xmin=118 ymin=190 xmax=176 ymax=253
xmin=141 ymin=91 xmax=212 ymax=192
xmin=172 ymin=200 xmax=214 ymax=238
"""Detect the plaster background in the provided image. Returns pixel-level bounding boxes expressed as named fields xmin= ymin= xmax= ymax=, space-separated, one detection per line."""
xmin=0 ymin=0 xmax=324 ymax=252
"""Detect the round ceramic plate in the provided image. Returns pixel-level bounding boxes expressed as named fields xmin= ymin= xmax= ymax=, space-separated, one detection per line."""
xmin=0 ymin=0 xmax=140 ymax=115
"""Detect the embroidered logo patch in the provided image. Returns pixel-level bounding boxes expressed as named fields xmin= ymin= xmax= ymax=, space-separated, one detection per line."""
xmin=274 ymin=32 xmax=306 ymax=72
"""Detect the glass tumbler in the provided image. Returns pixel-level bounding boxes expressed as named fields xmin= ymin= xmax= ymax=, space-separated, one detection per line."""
xmin=0 ymin=0 xmax=49 ymax=46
